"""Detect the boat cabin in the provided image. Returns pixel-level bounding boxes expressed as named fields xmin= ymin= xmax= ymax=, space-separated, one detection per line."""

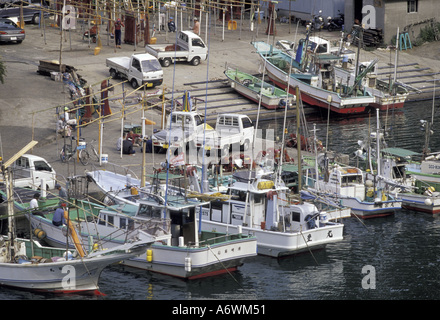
xmin=98 ymin=192 xmax=210 ymax=247
xmin=201 ymin=170 xmax=322 ymax=232
xmin=318 ymin=166 xmax=366 ymax=199
xmin=94 ymin=197 xmax=171 ymax=244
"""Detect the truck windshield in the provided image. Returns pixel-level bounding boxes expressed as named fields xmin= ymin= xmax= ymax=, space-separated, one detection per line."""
xmin=142 ymin=59 xmax=162 ymax=72
xmin=192 ymin=38 xmax=205 ymax=48
xmin=34 ymin=161 xmax=52 ymax=172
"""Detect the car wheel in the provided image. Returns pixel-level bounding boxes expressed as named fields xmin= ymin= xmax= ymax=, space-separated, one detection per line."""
xmin=110 ymin=68 xmax=118 ymax=79
xmin=241 ymin=139 xmax=250 ymax=151
xmin=191 ymin=57 xmax=200 ymax=66
xmin=32 ymin=14 xmax=40 ymax=24
xmin=131 ymin=78 xmax=138 ymax=89
xmin=161 ymin=58 xmax=171 ymax=67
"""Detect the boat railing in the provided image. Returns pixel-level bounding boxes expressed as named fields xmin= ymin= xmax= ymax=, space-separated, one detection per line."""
xmin=187 ymin=232 xmax=249 ymax=248
xmin=90 ymin=162 xmax=140 ymax=181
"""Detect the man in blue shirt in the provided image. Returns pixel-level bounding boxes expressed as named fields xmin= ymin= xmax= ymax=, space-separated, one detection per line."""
xmin=53 ymin=203 xmax=67 ymax=226
xmin=55 ymin=183 xmax=68 ymax=205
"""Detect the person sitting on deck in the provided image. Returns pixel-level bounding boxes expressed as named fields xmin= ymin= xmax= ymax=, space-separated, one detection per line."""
xmin=29 ymin=192 xmax=45 ymax=217
xmin=127 ymin=130 xmax=141 ymax=147
xmin=123 ymin=138 xmax=136 ymax=156
xmin=29 ymin=193 xmax=40 ymax=210
xmin=53 ymin=203 xmax=67 ymax=226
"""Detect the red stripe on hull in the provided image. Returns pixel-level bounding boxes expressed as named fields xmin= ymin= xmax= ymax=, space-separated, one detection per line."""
xmin=372 ymin=102 xmax=405 ymax=111
xmin=187 ymin=267 xmax=239 ymax=280
xmin=269 ymin=77 xmax=367 ymax=114
xmin=351 ymin=212 xmax=395 ymax=219
xmin=123 ymin=264 xmax=240 ymax=280
xmin=402 ymin=204 xmax=440 ymax=214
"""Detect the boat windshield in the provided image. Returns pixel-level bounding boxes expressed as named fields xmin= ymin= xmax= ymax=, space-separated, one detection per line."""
xmin=137 ymin=204 xmax=162 ymax=219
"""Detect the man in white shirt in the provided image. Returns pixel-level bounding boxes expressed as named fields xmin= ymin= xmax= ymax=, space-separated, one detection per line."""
xmin=29 ymin=193 xmax=40 ymax=210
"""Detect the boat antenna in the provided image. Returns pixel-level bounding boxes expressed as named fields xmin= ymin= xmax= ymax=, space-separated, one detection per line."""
xmin=243 ymin=4 xmax=274 ymax=229
xmin=198 ymin=8 xmax=212 ymax=236
xmin=163 ymin=13 xmax=180 ymax=219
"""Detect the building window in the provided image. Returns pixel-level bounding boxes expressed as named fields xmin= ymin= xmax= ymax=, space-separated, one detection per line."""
xmin=407 ymin=0 xmax=418 ymax=13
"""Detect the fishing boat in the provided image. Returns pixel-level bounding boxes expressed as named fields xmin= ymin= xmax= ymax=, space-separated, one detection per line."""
xmin=197 ymin=169 xmax=344 ymax=257
xmin=0 ymin=234 xmax=149 ymax=294
xmin=309 ymin=164 xmax=402 ymax=219
xmin=333 ymin=61 xmax=409 ymax=111
xmin=281 ymin=163 xmax=352 ymax=221
xmin=252 ymin=40 xmax=375 ymax=114
xmin=379 ymin=147 xmax=440 ymax=214
xmin=305 ymin=109 xmax=402 ymax=218
xmin=278 ymin=34 xmax=409 ymax=111
xmin=0 ymin=143 xmax=152 ymax=295
xmin=406 ymin=152 xmax=440 ymax=185
xmin=86 ymin=165 xmax=341 ymax=258
xmin=224 ymin=68 xmax=295 ymax=109
xmin=77 ymin=170 xmax=258 ymax=279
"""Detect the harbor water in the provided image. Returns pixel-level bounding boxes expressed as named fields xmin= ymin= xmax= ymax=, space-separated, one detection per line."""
xmin=1 ymin=99 xmax=440 ymax=301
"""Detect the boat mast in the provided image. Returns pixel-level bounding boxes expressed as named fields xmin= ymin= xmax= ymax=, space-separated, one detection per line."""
xmin=312 ymin=123 xmax=319 ymax=191
xmin=392 ymin=27 xmax=399 ymax=94
xmin=296 ymin=86 xmax=302 ymax=197
xmin=376 ymin=108 xmax=381 ymax=177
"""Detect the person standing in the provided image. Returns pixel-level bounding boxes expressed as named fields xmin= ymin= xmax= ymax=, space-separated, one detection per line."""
xmin=192 ymin=17 xmax=200 ymax=34
xmin=114 ymin=18 xmax=125 ymax=48
xmin=55 ymin=183 xmax=68 ymax=205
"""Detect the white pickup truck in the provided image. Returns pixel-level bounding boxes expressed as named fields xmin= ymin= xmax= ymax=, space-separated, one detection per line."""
xmin=196 ymin=113 xmax=254 ymax=155
xmin=0 ymin=154 xmax=57 ymax=190
xmin=106 ymin=53 xmax=163 ymax=89
xmin=277 ymin=36 xmax=356 ymax=62
xmin=145 ymin=30 xmax=208 ymax=67
xmin=152 ymin=111 xmax=206 ymax=152
xmin=152 ymin=112 xmax=254 ymax=157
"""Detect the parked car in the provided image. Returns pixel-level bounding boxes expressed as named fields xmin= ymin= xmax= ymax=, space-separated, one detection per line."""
xmin=0 ymin=18 xmax=24 ymax=43
xmin=0 ymin=0 xmax=50 ymax=24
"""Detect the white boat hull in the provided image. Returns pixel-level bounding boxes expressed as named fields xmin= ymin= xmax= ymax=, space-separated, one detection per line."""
xmin=0 ymin=237 xmax=144 ymax=294
xmin=123 ymin=236 xmax=257 ymax=279
xmin=340 ymin=196 xmax=402 ymax=219
xmin=0 ymin=254 xmax=128 ymax=293
xmin=28 ymin=211 xmax=257 ymax=280
xmin=399 ymin=192 xmax=440 ymax=214
xmin=200 ymin=220 xmax=344 ymax=258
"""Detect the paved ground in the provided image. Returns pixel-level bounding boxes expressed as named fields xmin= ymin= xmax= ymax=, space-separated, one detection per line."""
xmin=1 ymin=14 xmax=439 ymax=186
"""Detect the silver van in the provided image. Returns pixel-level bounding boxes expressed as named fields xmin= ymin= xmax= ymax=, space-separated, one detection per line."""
xmin=0 ymin=0 xmax=50 ymax=24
